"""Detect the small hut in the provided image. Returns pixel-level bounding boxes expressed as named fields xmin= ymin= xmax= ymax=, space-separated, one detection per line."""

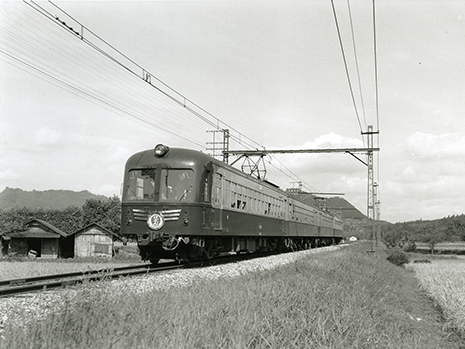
xmin=6 ymin=219 xmax=73 ymax=258
xmin=72 ymin=223 xmax=119 ymax=258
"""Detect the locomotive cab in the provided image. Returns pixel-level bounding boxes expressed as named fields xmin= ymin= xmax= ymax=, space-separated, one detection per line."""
xmin=121 ymin=145 xmax=214 ymax=263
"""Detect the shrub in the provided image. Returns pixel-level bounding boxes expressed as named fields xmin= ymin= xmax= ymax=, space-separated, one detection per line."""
xmin=413 ymin=259 xmax=431 ymax=264
xmin=387 ymin=250 xmax=409 ymax=267
xmin=402 ymin=240 xmax=417 ymax=252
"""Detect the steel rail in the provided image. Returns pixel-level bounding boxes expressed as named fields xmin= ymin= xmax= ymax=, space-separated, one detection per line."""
xmin=0 ymin=262 xmax=181 ymax=298
xmin=0 ymin=251 xmax=291 ymax=298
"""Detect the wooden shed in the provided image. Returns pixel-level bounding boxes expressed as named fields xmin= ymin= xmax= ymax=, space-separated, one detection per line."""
xmin=72 ymin=223 xmax=119 ymax=258
xmin=6 ymin=219 xmax=73 ymax=258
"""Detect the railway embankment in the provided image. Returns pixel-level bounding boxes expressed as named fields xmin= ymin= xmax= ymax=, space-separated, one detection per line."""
xmin=1 ymin=243 xmax=464 ymax=349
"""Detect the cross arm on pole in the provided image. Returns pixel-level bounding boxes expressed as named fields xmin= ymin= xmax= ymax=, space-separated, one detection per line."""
xmin=223 ymin=147 xmax=379 ymax=156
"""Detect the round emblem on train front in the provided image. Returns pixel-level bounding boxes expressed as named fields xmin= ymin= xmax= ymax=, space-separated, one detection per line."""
xmin=147 ymin=212 xmax=164 ymax=230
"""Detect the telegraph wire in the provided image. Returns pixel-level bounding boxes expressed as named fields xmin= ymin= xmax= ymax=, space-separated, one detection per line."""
xmin=3 ymin=2 xmax=362 ymax=200
xmin=3 ymin=3 xmax=251 ymax=151
xmin=0 ymin=46 xmax=205 ymax=149
xmin=346 ymin=0 xmax=367 ymax=132
xmin=1 ymin=5 xmax=212 ymax=144
xmin=30 ymin=0 xmax=265 ymax=152
xmin=372 ymin=0 xmax=380 ymax=135
xmin=330 ymin=0 xmax=363 ymax=134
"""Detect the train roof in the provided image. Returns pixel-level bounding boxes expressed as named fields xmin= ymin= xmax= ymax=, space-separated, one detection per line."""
xmin=125 ymin=146 xmax=212 ymax=169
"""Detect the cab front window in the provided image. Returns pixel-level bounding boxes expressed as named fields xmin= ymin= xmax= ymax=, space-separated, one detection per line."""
xmin=160 ymin=169 xmax=194 ymax=202
xmin=124 ymin=169 xmax=156 ymax=201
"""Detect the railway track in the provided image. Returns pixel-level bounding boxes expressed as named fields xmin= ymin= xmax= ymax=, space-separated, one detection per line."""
xmin=0 ymin=261 xmax=182 ymax=298
xmin=0 ymin=252 xmax=266 ymax=298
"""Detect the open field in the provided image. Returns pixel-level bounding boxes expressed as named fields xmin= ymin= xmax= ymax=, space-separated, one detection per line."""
xmin=0 ymin=243 xmax=142 ymax=281
xmin=408 ymin=259 xmax=465 ymax=334
xmin=415 ymin=242 xmax=465 ymax=254
xmin=1 ymin=242 xmax=464 ymax=349
xmin=0 ymin=260 xmax=137 ymax=281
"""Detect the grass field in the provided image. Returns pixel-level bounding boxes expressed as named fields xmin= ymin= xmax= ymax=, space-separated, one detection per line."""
xmin=408 ymin=259 xmax=465 ymax=334
xmin=2 ymin=242 xmax=464 ymax=349
xmin=415 ymin=242 xmax=465 ymax=254
xmin=0 ymin=243 xmax=142 ymax=281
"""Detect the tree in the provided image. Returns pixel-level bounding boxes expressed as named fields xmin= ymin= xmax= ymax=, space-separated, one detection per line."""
xmin=0 ymin=207 xmax=32 ymax=234
xmin=414 ymin=222 xmax=447 ymax=255
xmin=445 ymin=219 xmax=465 ymax=241
xmin=81 ymin=196 xmax=121 ymax=234
xmin=383 ymin=228 xmax=408 ymax=249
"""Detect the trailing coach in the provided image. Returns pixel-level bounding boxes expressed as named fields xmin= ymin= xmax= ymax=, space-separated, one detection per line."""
xmin=121 ymin=144 xmax=343 ymax=264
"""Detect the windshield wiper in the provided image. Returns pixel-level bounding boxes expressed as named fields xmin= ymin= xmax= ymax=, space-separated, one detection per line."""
xmin=179 ymin=185 xmax=193 ymax=201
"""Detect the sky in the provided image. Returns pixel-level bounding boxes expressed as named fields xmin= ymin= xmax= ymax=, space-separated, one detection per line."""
xmin=1 ymin=0 xmax=465 ymax=223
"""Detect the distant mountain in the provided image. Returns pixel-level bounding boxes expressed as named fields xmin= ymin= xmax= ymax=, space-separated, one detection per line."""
xmin=0 ymin=187 xmax=110 ymax=210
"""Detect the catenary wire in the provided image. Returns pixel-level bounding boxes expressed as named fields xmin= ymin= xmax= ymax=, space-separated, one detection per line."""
xmin=330 ymin=0 xmax=363 ymax=135
xmin=346 ymin=0 xmax=367 ymax=132
xmin=3 ymin=2 xmax=365 ymax=198
xmin=33 ymin=1 xmax=265 ymax=151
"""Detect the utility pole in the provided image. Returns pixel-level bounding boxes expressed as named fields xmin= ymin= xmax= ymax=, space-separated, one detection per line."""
xmin=362 ymin=125 xmax=379 ymax=250
xmin=206 ymin=129 xmax=230 ymax=163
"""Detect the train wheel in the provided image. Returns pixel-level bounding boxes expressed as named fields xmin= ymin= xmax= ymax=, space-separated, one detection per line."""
xmin=201 ymin=247 xmax=213 ymax=260
xmin=149 ymin=258 xmax=159 ymax=265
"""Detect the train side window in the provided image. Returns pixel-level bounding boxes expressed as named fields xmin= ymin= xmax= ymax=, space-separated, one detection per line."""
xmin=230 ymin=182 xmax=237 ymax=208
xmin=214 ymin=186 xmax=221 ymax=205
xmin=237 ymin=192 xmax=242 ymax=209
xmin=204 ymin=178 xmax=209 ymax=202
xmin=223 ymin=180 xmax=230 ymax=207
xmin=202 ymin=170 xmax=211 ymax=202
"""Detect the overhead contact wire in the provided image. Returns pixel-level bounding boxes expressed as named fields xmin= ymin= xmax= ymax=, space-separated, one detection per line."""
xmin=347 ymin=0 xmax=367 ymax=131
xmin=330 ymin=0 xmax=363 ymax=134
xmin=45 ymin=0 xmax=264 ymax=151
xmin=13 ymin=2 xmax=323 ymax=191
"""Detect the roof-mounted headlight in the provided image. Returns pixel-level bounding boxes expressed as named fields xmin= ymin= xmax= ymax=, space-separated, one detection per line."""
xmin=154 ymin=144 xmax=169 ymax=157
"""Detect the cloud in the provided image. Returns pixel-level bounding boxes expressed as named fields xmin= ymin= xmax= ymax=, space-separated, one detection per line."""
xmin=110 ymin=145 xmax=131 ymax=162
xmin=0 ymin=168 xmax=15 ymax=181
xmin=35 ymin=127 xmax=63 ymax=146
xmin=270 ymin=132 xmax=367 ymax=178
xmin=300 ymin=132 xmax=364 ymax=149
xmin=407 ymin=132 xmax=465 ymax=160
xmin=380 ymin=131 xmax=465 ymax=221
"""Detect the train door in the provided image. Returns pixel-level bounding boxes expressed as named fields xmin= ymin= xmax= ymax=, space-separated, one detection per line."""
xmin=212 ymin=173 xmax=222 ymax=230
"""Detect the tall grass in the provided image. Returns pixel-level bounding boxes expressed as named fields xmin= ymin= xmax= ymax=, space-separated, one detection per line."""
xmin=2 ymin=243 xmax=462 ymax=349
xmin=408 ymin=260 xmax=465 ymax=334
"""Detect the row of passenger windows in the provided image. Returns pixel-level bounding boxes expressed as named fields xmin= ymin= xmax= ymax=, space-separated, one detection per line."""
xmin=221 ymin=179 xmax=284 ymax=217
xmin=215 ymin=178 xmax=321 ymax=221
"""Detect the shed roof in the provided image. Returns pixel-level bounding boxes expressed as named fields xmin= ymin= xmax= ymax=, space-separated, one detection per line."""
xmin=7 ymin=219 xmax=68 ymax=238
xmin=70 ymin=223 xmax=122 ymax=240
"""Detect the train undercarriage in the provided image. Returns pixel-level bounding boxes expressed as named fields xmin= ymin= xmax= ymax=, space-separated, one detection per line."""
xmin=138 ymin=234 xmax=341 ymax=264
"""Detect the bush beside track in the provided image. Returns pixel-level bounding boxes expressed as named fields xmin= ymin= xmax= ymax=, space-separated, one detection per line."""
xmin=1 ymin=243 xmax=463 ymax=349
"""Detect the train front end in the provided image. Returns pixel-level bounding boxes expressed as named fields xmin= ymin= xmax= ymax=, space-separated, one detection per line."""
xmin=120 ymin=144 xmax=213 ymax=263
